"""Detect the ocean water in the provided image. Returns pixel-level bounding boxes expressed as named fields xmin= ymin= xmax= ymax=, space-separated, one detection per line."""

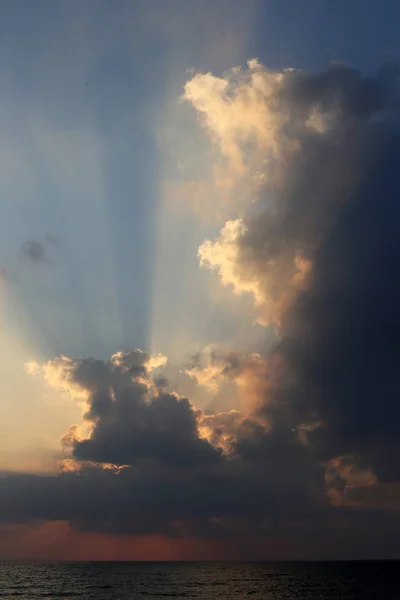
xmin=0 ymin=561 xmax=399 ymax=599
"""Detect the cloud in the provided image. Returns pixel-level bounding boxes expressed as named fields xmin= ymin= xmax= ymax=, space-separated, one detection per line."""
xmin=187 ymin=60 xmax=400 ymax=487
xmin=183 ymin=59 xmax=295 ymax=180
xmin=2 ymin=345 xmax=326 ymax=541
xmin=3 ymin=60 xmax=400 ymax=557
xmin=22 ymin=240 xmax=47 ymax=262
xmin=263 ymin=138 xmax=400 ymax=480
xmin=29 ymin=350 xmax=220 ymax=468
xmin=185 ymin=348 xmax=269 ymax=416
xmin=0 ymin=266 xmax=9 ymax=280
xmin=0 ymin=432 xmax=324 ymax=539
xmin=199 ymin=218 xmax=312 ymax=325
xmin=21 ymin=235 xmax=57 ymax=264
xmin=187 ymin=61 xmax=399 ymax=324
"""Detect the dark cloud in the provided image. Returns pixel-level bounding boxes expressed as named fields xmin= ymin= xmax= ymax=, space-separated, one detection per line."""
xmin=74 ymin=390 xmax=220 ymax=468
xmin=21 ymin=240 xmax=48 ymax=263
xmin=266 ymin=138 xmax=400 ymax=480
xmin=224 ymin=64 xmax=400 ymax=482
xmin=53 ymin=351 xmax=221 ymax=468
xmin=0 ymin=348 xmax=324 ymax=541
xmin=21 ymin=234 xmax=58 ymax=263
xmin=0 ymin=442 xmax=324 ymax=538
xmin=2 ymin=467 xmax=400 ymax=559
xmin=183 ymin=61 xmax=400 ymax=543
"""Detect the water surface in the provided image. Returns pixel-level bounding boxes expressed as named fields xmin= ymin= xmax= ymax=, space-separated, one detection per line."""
xmin=1 ymin=560 xmax=399 ymax=599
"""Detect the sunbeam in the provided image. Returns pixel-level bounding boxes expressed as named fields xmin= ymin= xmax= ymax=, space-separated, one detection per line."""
xmin=1 ymin=0 xmax=400 ymax=567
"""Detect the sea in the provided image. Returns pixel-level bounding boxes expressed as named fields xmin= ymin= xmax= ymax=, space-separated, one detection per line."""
xmin=0 ymin=561 xmax=399 ymax=599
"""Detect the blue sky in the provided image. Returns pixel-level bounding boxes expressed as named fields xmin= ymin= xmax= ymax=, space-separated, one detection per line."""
xmin=2 ymin=0 xmax=400 ymax=359
xmin=0 ymin=0 xmax=256 ymax=361
xmin=1 ymin=0 xmax=400 ymax=471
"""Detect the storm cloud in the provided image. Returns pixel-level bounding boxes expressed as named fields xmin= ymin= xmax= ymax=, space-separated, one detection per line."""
xmin=187 ymin=60 xmax=400 ymax=483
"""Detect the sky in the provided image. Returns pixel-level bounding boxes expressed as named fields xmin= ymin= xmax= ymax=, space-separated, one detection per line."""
xmin=1 ymin=0 xmax=400 ymax=560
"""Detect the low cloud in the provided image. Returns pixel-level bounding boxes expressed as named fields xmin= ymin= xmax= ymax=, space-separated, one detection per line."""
xmin=28 ymin=350 xmax=219 ymax=468
xmin=0 ymin=345 xmax=325 ymax=540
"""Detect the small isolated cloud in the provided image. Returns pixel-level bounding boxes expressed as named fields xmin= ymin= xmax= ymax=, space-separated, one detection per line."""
xmin=21 ymin=234 xmax=58 ymax=264
xmin=0 ymin=266 xmax=9 ymax=281
xmin=22 ymin=240 xmax=47 ymax=262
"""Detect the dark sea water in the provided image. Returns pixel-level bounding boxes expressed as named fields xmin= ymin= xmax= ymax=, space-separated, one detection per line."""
xmin=1 ymin=561 xmax=399 ymax=599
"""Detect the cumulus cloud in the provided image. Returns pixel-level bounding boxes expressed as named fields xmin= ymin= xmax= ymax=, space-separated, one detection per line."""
xmin=186 ymin=60 xmax=399 ymax=326
xmin=186 ymin=60 xmax=400 ymax=488
xmin=185 ymin=348 xmax=270 ymax=416
xmin=28 ymin=350 xmax=219 ymax=468
xmin=1 ymin=342 xmax=327 ymax=541
xmin=324 ymin=455 xmax=377 ymax=507
xmin=198 ymin=409 xmax=243 ymax=451
xmin=183 ymin=59 xmax=296 ymax=186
